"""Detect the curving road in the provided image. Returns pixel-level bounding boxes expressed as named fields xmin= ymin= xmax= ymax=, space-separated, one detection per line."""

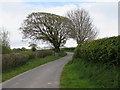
xmin=2 ymin=52 xmax=73 ymax=88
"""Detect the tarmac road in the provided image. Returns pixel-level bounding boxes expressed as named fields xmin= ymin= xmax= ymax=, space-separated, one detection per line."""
xmin=2 ymin=52 xmax=73 ymax=88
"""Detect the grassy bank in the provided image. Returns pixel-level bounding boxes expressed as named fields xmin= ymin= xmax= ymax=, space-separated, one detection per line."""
xmin=2 ymin=53 xmax=67 ymax=82
xmin=61 ymin=36 xmax=119 ymax=88
xmin=60 ymin=59 xmax=118 ymax=88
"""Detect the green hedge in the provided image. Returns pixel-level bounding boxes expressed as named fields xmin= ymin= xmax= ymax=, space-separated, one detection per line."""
xmin=36 ymin=50 xmax=54 ymax=58
xmin=20 ymin=51 xmax=36 ymax=59
xmin=2 ymin=54 xmax=29 ymax=72
xmin=74 ymin=36 xmax=119 ymax=65
xmin=21 ymin=50 xmax=54 ymax=59
xmin=2 ymin=50 xmax=54 ymax=72
xmin=61 ymin=47 xmax=75 ymax=52
xmin=1 ymin=46 xmax=13 ymax=54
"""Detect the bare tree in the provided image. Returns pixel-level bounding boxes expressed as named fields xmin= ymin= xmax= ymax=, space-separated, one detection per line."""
xmin=20 ymin=12 xmax=72 ymax=53
xmin=66 ymin=8 xmax=98 ymax=45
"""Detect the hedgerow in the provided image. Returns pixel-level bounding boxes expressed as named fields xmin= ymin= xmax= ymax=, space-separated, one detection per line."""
xmin=2 ymin=46 xmax=13 ymax=54
xmin=62 ymin=47 xmax=75 ymax=50
xmin=36 ymin=50 xmax=54 ymax=58
xmin=2 ymin=50 xmax=54 ymax=72
xmin=2 ymin=54 xmax=29 ymax=72
xmin=61 ymin=47 xmax=76 ymax=52
xmin=20 ymin=51 xmax=36 ymax=59
xmin=74 ymin=36 xmax=119 ymax=65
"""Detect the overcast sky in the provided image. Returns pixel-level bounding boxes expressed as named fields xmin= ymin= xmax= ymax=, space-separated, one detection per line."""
xmin=0 ymin=0 xmax=118 ymax=49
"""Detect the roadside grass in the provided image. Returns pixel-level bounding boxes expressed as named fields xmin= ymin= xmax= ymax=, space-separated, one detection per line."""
xmin=60 ymin=58 xmax=118 ymax=88
xmin=2 ymin=53 xmax=67 ymax=82
xmin=60 ymin=60 xmax=99 ymax=88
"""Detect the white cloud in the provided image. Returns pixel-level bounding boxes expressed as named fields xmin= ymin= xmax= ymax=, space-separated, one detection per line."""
xmin=40 ymin=4 xmax=77 ymax=16
xmin=0 ymin=2 xmax=118 ymax=48
xmin=79 ymin=2 xmax=118 ymax=38
xmin=79 ymin=0 xmax=119 ymax=2
xmin=65 ymin=38 xmax=77 ymax=47
xmin=0 ymin=2 xmax=77 ymax=48
xmin=0 ymin=0 xmax=119 ymax=2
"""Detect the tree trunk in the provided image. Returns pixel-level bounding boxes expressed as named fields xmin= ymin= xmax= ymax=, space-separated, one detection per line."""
xmin=54 ymin=46 xmax=60 ymax=53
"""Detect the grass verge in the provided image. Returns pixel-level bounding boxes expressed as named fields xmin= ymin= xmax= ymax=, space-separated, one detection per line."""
xmin=60 ymin=58 xmax=119 ymax=88
xmin=2 ymin=53 xmax=67 ymax=82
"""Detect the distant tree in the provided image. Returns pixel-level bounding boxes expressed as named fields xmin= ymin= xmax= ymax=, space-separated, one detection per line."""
xmin=21 ymin=47 xmax=26 ymax=51
xmin=29 ymin=43 xmax=37 ymax=52
xmin=0 ymin=27 xmax=10 ymax=47
xmin=13 ymin=48 xmax=21 ymax=53
xmin=0 ymin=27 xmax=12 ymax=54
xmin=66 ymin=8 xmax=98 ymax=45
xmin=20 ymin=12 xmax=72 ymax=53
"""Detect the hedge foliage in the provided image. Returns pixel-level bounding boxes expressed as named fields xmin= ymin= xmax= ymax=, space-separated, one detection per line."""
xmin=2 ymin=54 xmax=29 ymax=72
xmin=74 ymin=36 xmax=119 ymax=65
xmin=21 ymin=50 xmax=54 ymax=59
xmin=2 ymin=50 xmax=54 ymax=72
xmin=61 ymin=47 xmax=75 ymax=52
xmin=1 ymin=46 xmax=13 ymax=54
xmin=36 ymin=50 xmax=54 ymax=58
xmin=20 ymin=51 xmax=36 ymax=59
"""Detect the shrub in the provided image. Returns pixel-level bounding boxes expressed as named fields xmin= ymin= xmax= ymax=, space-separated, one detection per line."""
xmin=1 ymin=46 xmax=13 ymax=54
xmin=12 ymin=48 xmax=22 ymax=53
xmin=61 ymin=47 xmax=76 ymax=52
xmin=20 ymin=50 xmax=54 ymax=59
xmin=58 ymin=51 xmax=67 ymax=57
xmin=20 ymin=51 xmax=36 ymax=59
xmin=53 ymin=50 xmax=66 ymax=56
xmin=2 ymin=54 xmax=29 ymax=72
xmin=36 ymin=50 xmax=54 ymax=58
xmin=74 ymin=36 xmax=119 ymax=65
xmin=31 ymin=47 xmax=36 ymax=52
xmin=64 ymin=58 xmax=119 ymax=88
xmin=2 ymin=49 xmax=55 ymax=72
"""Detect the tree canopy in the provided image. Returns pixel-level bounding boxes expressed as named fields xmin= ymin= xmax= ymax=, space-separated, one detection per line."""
xmin=66 ymin=8 xmax=98 ymax=45
xmin=20 ymin=12 xmax=72 ymax=52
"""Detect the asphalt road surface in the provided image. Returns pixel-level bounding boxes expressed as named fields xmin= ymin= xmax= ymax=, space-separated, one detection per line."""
xmin=2 ymin=52 xmax=73 ymax=88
